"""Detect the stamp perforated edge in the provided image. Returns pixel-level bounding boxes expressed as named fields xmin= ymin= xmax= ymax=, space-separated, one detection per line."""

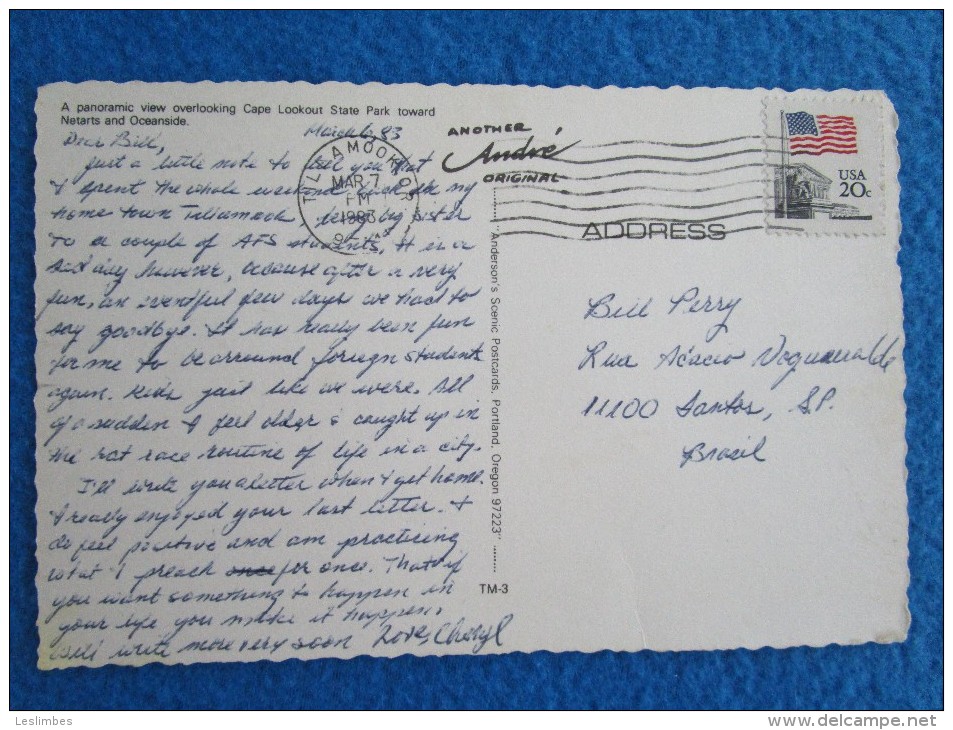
xmin=761 ymin=91 xmax=890 ymax=237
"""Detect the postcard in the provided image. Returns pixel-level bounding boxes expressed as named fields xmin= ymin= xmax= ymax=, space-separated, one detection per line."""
xmin=33 ymin=82 xmax=907 ymax=667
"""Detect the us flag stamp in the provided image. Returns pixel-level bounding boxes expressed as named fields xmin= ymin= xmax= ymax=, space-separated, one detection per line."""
xmin=764 ymin=93 xmax=893 ymax=235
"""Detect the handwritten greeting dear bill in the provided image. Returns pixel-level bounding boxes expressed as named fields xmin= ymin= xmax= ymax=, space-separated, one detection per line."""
xmin=33 ymin=82 xmax=908 ymax=668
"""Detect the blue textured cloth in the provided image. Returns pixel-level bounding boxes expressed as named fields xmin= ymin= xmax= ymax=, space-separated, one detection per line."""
xmin=9 ymin=10 xmax=942 ymax=710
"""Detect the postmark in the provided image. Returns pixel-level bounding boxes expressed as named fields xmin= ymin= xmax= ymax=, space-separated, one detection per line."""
xmin=763 ymin=93 xmax=889 ymax=235
xmin=297 ymin=135 xmax=419 ymax=255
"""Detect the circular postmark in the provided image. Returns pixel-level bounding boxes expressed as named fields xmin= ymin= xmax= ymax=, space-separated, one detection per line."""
xmin=297 ymin=135 xmax=419 ymax=255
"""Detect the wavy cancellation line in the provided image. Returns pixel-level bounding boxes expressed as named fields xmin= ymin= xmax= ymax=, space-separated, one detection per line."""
xmin=565 ymin=162 xmax=765 ymax=181
xmin=579 ymin=134 xmax=763 ymax=150
xmin=558 ymin=147 xmax=770 ymax=165
xmin=579 ymin=135 xmax=798 ymax=150
xmin=493 ymin=223 xmax=803 ymax=239
xmin=495 ymin=195 xmax=764 ymax=213
xmin=492 ymin=208 xmax=770 ymax=227
xmin=496 ymin=178 xmax=764 ymax=196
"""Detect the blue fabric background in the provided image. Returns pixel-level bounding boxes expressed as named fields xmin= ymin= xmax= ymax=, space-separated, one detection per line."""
xmin=9 ymin=10 xmax=942 ymax=710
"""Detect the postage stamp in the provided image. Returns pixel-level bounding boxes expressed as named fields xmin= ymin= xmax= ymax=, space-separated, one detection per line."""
xmin=763 ymin=93 xmax=890 ymax=235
